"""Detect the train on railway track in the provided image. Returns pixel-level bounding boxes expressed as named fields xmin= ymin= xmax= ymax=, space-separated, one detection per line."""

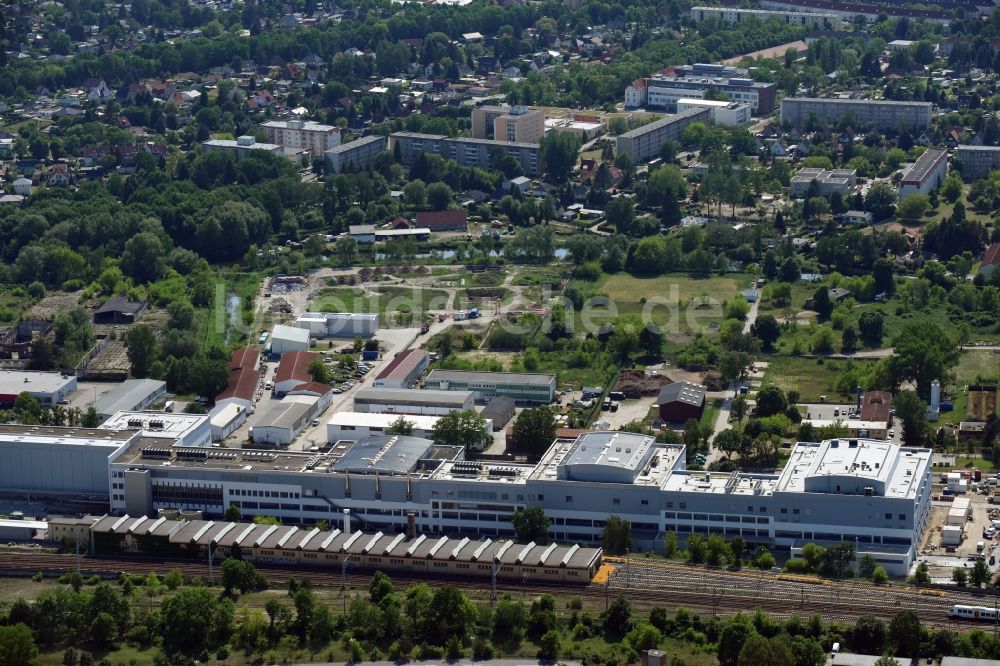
xmin=948 ymin=605 xmax=1000 ymax=621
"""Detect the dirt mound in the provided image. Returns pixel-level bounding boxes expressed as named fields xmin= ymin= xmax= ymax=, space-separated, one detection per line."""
xmin=614 ymin=369 xmax=670 ymax=398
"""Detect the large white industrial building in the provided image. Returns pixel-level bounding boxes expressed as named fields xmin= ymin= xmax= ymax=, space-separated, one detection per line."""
xmin=295 ymin=312 xmax=379 ymax=339
xmin=96 ymin=433 xmax=932 ymax=575
xmin=0 ymin=425 xmax=136 ymax=496
xmin=0 ymin=422 xmax=934 ymax=575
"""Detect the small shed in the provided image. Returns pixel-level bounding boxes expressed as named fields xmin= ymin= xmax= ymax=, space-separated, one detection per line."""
xmin=93 ymin=296 xmax=147 ymax=324
xmin=480 ymin=395 xmax=516 ymax=430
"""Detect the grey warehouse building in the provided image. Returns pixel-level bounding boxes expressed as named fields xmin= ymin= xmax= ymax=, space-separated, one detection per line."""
xmin=0 ymin=425 xmax=136 ymax=497
xmin=423 ymin=370 xmax=556 ymax=403
xmin=94 ymin=379 xmax=167 ymax=420
xmin=780 ymin=97 xmax=932 ymax=131
xmin=103 ymin=432 xmax=932 ymax=576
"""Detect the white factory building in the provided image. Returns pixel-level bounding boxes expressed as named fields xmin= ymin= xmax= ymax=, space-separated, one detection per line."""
xmin=295 ymin=312 xmax=380 ymax=339
xmin=95 ymin=433 xmax=931 ymax=576
xmin=327 ymin=411 xmax=444 ymax=441
xmin=269 ymin=324 xmax=312 ymax=355
xmin=99 ymin=411 xmax=212 ymax=448
xmin=676 ymin=98 xmax=752 ymax=126
xmin=0 ymin=370 xmax=77 ymax=406
xmin=352 ymin=387 xmax=476 ymax=415
xmin=94 ymin=379 xmax=167 ymax=420
xmin=209 ymin=403 xmax=247 ymax=441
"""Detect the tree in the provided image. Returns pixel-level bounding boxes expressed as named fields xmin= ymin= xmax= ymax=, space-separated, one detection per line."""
xmin=717 ymin=617 xmax=755 ymax=666
xmin=606 ymin=197 xmax=635 ymax=235
xmin=874 ymin=657 xmax=900 ymax=666
xmin=812 ymin=287 xmax=832 ymax=320
xmin=426 ymin=182 xmax=453 ymax=210
xmin=540 ymin=132 xmax=580 ymax=182
xmin=894 ymin=390 xmax=928 ymax=446
xmin=0 ymin=623 xmax=38 ymax=666
xmin=756 ymin=385 xmax=788 ymax=417
xmin=871 ymin=566 xmax=889 ymax=585
xmin=970 ymin=558 xmax=991 ymax=587
xmin=537 ymin=630 xmax=560 ymax=660
xmin=403 ymin=180 xmax=426 ymax=207
xmin=752 ymin=547 xmax=776 ymax=570
xmin=385 ymin=416 xmax=415 ymax=436
xmin=779 ymin=256 xmax=800 ymax=283
xmin=897 ymin=194 xmax=929 ymax=222
xmin=308 ymin=358 xmax=333 ymax=384
xmin=160 ymin=586 xmax=231 ymax=655
xmin=221 ymin=558 xmax=265 ymax=595
xmin=715 ymin=429 xmax=745 ymax=459
xmin=859 ymin=311 xmax=885 ymax=347
xmin=120 ymin=232 xmax=166 ymax=284
xmin=81 ymin=406 xmax=101 ymax=428
xmin=224 ymin=503 xmax=241 ymax=522
xmin=511 ymin=507 xmax=550 ymax=544
xmin=842 ymin=325 xmax=858 ymax=354
xmin=90 ymin=612 xmax=117 ymax=648
xmin=602 ymin=516 xmax=632 ymax=555
xmin=369 ymin=571 xmax=394 ymax=603
xmin=865 ymin=183 xmax=898 ymax=221
xmin=511 ymin=407 xmax=556 ymax=456
xmin=125 ymin=325 xmax=157 ymax=378
xmin=604 ymin=596 xmax=633 ymax=636
xmin=889 ymin=610 xmax=922 ymax=658
xmin=911 ymin=561 xmax=930 ymax=585
xmin=889 ymin=322 xmax=958 ymax=399
xmin=430 ymin=409 xmax=490 ymax=451
xmin=751 ymin=314 xmax=781 ymax=351
xmin=952 ymin=567 xmax=968 ymax=586
xmin=851 ymin=614 xmax=886 ymax=653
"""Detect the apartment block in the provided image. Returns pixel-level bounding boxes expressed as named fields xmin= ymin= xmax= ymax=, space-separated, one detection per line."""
xmin=615 ymin=108 xmax=711 ymax=163
xmin=389 ymin=132 xmax=541 ymax=176
xmin=955 ymin=145 xmax=1000 ymax=181
xmin=472 ymin=105 xmax=545 ymax=143
xmin=260 ymin=119 xmax=342 ymax=157
xmin=780 ymin=97 xmax=932 ymax=131
xmin=898 ymin=148 xmax=948 ymax=200
xmin=690 ymin=6 xmax=840 ymax=27
xmin=323 ymin=135 xmax=387 ymax=173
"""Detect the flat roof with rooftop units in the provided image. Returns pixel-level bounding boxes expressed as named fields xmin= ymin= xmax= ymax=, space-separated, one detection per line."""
xmin=99 ymin=411 xmax=211 ymax=447
xmin=530 ymin=432 xmax=684 ymax=485
xmin=776 ymin=439 xmax=931 ymax=498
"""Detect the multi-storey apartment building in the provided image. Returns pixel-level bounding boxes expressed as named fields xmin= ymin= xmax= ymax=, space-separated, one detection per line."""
xmin=780 ymin=97 xmax=932 ymax=130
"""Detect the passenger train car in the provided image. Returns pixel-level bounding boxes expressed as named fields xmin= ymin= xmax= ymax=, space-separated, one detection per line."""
xmin=949 ymin=605 xmax=1000 ymax=621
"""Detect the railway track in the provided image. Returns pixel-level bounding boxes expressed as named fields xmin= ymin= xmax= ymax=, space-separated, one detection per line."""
xmin=0 ymin=552 xmax=985 ymax=629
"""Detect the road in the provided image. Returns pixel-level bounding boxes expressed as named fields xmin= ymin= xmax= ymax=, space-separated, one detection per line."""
xmin=705 ymin=296 xmax=760 ymax=466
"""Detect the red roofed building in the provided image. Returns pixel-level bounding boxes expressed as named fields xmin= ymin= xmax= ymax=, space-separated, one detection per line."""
xmin=859 ymin=390 xmax=892 ymax=425
xmin=214 ymin=347 xmax=261 ymax=409
xmin=373 ymin=349 xmax=429 ymax=389
xmin=981 ymin=242 xmax=1000 ymax=279
xmin=274 ymin=351 xmax=316 ymax=396
xmin=415 ymin=210 xmax=467 ymax=232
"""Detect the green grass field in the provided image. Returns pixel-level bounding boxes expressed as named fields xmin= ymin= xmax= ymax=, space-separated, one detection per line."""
xmin=953 ymin=349 xmax=1000 ymax=386
xmin=762 ymin=356 xmax=879 ymax=402
xmin=565 ymin=273 xmax=753 ymax=341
